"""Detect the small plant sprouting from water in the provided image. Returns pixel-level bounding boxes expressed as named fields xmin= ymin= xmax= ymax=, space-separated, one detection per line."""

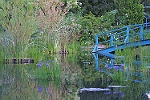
xmin=34 ymin=59 xmax=61 ymax=84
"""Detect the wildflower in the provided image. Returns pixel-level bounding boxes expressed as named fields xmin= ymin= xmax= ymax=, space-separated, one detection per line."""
xmin=36 ymin=60 xmax=51 ymax=68
xmin=46 ymin=63 xmax=50 ymax=67
xmin=113 ymin=91 xmax=120 ymax=94
xmin=121 ymin=93 xmax=124 ymax=97
xmin=46 ymin=87 xmax=51 ymax=94
xmin=37 ymin=86 xmax=43 ymax=93
xmin=36 ymin=63 xmax=42 ymax=67
xmin=104 ymin=91 xmax=111 ymax=94
xmin=120 ymin=64 xmax=124 ymax=67
xmin=47 ymin=60 xmax=51 ymax=63
xmin=104 ymin=91 xmax=124 ymax=97
xmin=113 ymin=66 xmax=120 ymax=70
xmin=105 ymin=64 xmax=112 ymax=69
xmin=40 ymin=60 xmax=43 ymax=64
xmin=36 ymin=63 xmax=42 ymax=70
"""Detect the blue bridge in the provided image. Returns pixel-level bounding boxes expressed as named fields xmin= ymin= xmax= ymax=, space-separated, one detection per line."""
xmin=92 ymin=22 xmax=150 ymax=58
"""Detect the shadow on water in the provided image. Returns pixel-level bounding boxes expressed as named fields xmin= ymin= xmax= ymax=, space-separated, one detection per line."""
xmin=0 ymin=51 xmax=150 ymax=100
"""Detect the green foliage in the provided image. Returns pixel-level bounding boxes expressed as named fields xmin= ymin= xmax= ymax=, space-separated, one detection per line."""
xmin=111 ymin=71 xmax=126 ymax=83
xmin=0 ymin=49 xmax=4 ymax=64
xmin=78 ymin=0 xmax=115 ymax=17
xmin=79 ymin=12 xmax=101 ymax=45
xmin=100 ymin=10 xmax=117 ymax=31
xmin=26 ymin=47 xmax=46 ymax=61
xmin=61 ymin=0 xmax=79 ymax=8
xmin=114 ymin=0 xmax=144 ymax=25
xmin=80 ymin=65 xmax=112 ymax=87
xmin=33 ymin=61 xmax=61 ymax=81
xmin=67 ymin=41 xmax=80 ymax=54
xmin=79 ymin=11 xmax=117 ymax=44
xmin=26 ymin=30 xmax=48 ymax=57
xmin=0 ymin=0 xmax=38 ymax=57
xmin=144 ymin=30 xmax=150 ymax=39
xmin=51 ymin=12 xmax=82 ymax=53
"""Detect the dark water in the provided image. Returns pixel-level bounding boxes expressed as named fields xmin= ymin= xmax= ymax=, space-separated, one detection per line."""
xmin=0 ymin=52 xmax=150 ymax=100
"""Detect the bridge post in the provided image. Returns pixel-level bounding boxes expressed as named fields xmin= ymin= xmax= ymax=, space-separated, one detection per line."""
xmin=139 ymin=25 xmax=144 ymax=40
xmin=124 ymin=26 xmax=129 ymax=43
xmin=109 ymin=59 xmax=115 ymax=68
xmin=92 ymin=35 xmax=99 ymax=52
xmin=94 ymin=53 xmax=99 ymax=69
xmin=144 ymin=16 xmax=148 ymax=31
xmin=110 ymin=35 xmax=114 ymax=46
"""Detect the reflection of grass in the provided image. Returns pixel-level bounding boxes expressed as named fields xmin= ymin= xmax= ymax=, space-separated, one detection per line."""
xmin=35 ymin=60 xmax=61 ymax=80
xmin=0 ymin=49 xmax=4 ymax=64
xmin=144 ymin=30 xmax=150 ymax=39
xmin=24 ymin=58 xmax=61 ymax=89
xmin=81 ymin=65 xmax=113 ymax=87
xmin=114 ymin=44 xmax=150 ymax=84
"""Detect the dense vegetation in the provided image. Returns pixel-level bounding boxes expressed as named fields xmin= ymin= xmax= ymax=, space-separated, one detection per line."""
xmin=0 ymin=0 xmax=149 ymax=59
xmin=0 ymin=1 xmax=150 ymax=99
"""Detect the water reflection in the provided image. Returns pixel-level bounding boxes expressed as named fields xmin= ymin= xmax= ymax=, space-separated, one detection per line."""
xmin=0 ymin=54 xmax=81 ymax=100
xmin=89 ymin=53 xmax=150 ymax=100
xmin=93 ymin=53 xmax=150 ymax=83
xmin=0 ymin=52 xmax=150 ymax=100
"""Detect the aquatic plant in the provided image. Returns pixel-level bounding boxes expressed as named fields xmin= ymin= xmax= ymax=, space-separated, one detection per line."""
xmin=37 ymin=86 xmax=43 ymax=93
xmin=36 ymin=60 xmax=50 ymax=68
xmin=34 ymin=59 xmax=62 ymax=85
xmin=105 ymin=64 xmax=124 ymax=71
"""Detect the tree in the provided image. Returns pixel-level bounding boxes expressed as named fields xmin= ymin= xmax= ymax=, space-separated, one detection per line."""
xmin=79 ymin=10 xmax=116 ymax=45
xmin=36 ymin=0 xmax=81 ymax=53
xmin=114 ymin=0 xmax=144 ymax=25
xmin=78 ymin=0 xmax=115 ymax=17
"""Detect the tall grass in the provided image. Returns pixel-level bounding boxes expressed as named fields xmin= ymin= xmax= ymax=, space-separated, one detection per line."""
xmin=0 ymin=0 xmax=82 ymax=59
xmin=0 ymin=0 xmax=38 ymax=57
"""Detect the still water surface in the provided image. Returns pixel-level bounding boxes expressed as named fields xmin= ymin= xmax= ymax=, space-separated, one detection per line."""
xmin=0 ymin=52 xmax=150 ymax=100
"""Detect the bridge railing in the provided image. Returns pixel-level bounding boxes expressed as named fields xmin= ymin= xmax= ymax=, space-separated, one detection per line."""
xmin=92 ymin=22 xmax=150 ymax=53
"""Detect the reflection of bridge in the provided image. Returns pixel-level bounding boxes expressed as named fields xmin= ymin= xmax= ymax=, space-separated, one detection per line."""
xmin=92 ymin=23 xmax=150 ymax=58
xmin=93 ymin=53 xmax=150 ymax=84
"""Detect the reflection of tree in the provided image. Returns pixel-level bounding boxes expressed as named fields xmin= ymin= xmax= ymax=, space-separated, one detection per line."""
xmin=79 ymin=52 xmax=113 ymax=88
xmin=59 ymin=54 xmax=82 ymax=99
xmin=1 ymin=64 xmax=38 ymax=100
xmin=0 ymin=62 xmax=79 ymax=100
xmin=81 ymin=65 xmax=113 ymax=88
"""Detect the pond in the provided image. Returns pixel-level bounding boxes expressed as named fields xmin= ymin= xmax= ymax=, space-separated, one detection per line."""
xmin=0 ymin=50 xmax=150 ymax=100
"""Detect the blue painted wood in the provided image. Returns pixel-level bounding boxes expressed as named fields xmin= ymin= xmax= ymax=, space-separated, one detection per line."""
xmin=96 ymin=52 xmax=115 ymax=59
xmin=124 ymin=26 xmax=129 ymax=43
xmin=92 ymin=53 xmax=114 ymax=75
xmin=96 ymin=39 xmax=150 ymax=58
xmin=93 ymin=53 xmax=150 ymax=82
xmin=139 ymin=25 xmax=144 ymax=40
xmin=92 ymin=22 xmax=150 ymax=55
xmin=110 ymin=35 xmax=114 ymax=46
